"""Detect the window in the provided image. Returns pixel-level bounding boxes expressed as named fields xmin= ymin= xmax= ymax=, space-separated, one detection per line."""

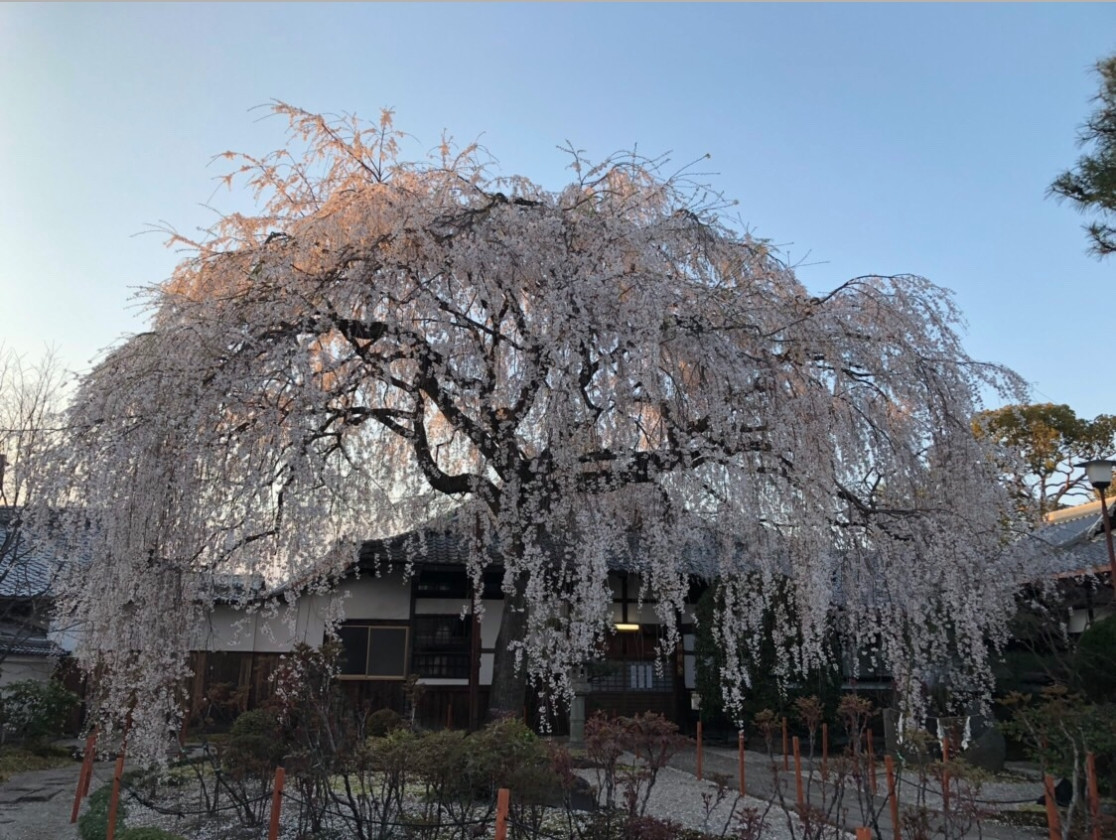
xmin=338 ymin=623 xmax=409 ymax=679
xmin=412 ymin=614 xmax=472 ymax=678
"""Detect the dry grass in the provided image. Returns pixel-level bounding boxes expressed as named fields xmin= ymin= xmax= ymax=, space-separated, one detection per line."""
xmin=0 ymin=744 xmax=76 ymax=784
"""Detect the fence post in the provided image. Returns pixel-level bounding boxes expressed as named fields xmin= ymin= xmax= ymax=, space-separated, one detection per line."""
xmin=940 ymin=736 xmax=951 ymax=816
xmin=867 ymin=730 xmax=877 ymax=795
xmin=268 ymin=765 xmax=286 ymax=840
xmin=782 ymin=717 xmax=789 ymax=771
xmin=885 ymin=754 xmax=900 ymax=840
xmin=83 ymin=727 xmax=98 ymax=796
xmin=1043 ymin=774 xmax=1061 ymax=840
xmin=1086 ymin=752 xmax=1101 ymax=840
xmin=821 ymin=722 xmax=829 ymax=781
xmin=495 ymin=787 xmax=510 ymax=840
xmin=70 ymin=729 xmax=97 ymax=823
xmin=696 ymin=720 xmax=704 ymax=781
xmin=105 ymin=753 xmax=125 ymax=840
xmin=793 ymin=736 xmax=805 ymax=814
xmin=738 ymin=730 xmax=746 ymax=796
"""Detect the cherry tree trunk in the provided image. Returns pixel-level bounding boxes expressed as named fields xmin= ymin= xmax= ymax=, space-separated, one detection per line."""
xmin=487 ymin=571 xmax=529 ymax=721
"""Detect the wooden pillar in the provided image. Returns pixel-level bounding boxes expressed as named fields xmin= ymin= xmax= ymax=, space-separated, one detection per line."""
xmin=1086 ymin=752 xmax=1101 ymax=840
xmin=793 ymin=736 xmax=804 ymax=814
xmin=495 ymin=787 xmax=510 ymax=840
xmin=1043 ymin=774 xmax=1061 ymax=840
xmin=738 ymin=730 xmax=746 ymax=796
xmin=268 ymin=766 xmax=286 ymax=840
xmin=696 ymin=720 xmax=704 ymax=781
xmin=885 ymin=755 xmax=900 ymax=840
xmin=105 ymin=754 xmax=125 ymax=840
xmin=821 ymin=722 xmax=829 ymax=780
xmin=70 ymin=729 xmax=97 ymax=823
xmin=782 ymin=717 xmax=789 ymax=771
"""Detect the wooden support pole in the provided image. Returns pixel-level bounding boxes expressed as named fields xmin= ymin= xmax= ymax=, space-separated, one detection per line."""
xmin=495 ymin=787 xmax=510 ymax=840
xmin=940 ymin=736 xmax=951 ymax=815
xmin=105 ymin=754 xmax=125 ymax=840
xmin=738 ymin=730 xmax=746 ymax=796
xmin=782 ymin=717 xmax=789 ymax=771
xmin=696 ymin=720 xmax=704 ymax=781
xmin=1043 ymin=774 xmax=1061 ymax=840
xmin=867 ymin=730 xmax=877 ymax=795
xmin=1086 ymin=752 xmax=1101 ymax=840
xmin=855 ymin=827 xmax=872 ymax=840
xmin=793 ymin=736 xmax=805 ymax=814
xmin=268 ymin=766 xmax=286 ymax=840
xmin=821 ymin=722 xmax=829 ymax=780
xmin=70 ymin=730 xmax=98 ymax=823
xmin=446 ymin=701 xmax=453 ymax=730
xmin=83 ymin=727 xmax=98 ymax=797
xmin=885 ymin=754 xmax=900 ymax=840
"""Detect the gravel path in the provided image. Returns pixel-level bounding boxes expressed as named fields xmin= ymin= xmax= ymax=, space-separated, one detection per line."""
xmin=0 ymin=760 xmax=116 ymax=840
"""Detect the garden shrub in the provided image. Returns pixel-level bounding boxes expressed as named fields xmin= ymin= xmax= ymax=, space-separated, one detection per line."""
xmin=365 ymin=706 xmax=403 ymax=736
xmin=223 ymin=708 xmax=285 ymax=779
xmin=78 ymin=782 xmax=126 ymax=840
xmin=1075 ymin=613 xmax=1116 ymax=702
xmin=0 ymin=679 xmax=79 ymax=745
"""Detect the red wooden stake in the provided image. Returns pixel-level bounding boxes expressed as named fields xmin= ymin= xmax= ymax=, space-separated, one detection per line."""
xmin=782 ymin=717 xmax=789 ymax=771
xmin=1043 ymin=774 xmax=1061 ymax=840
xmin=83 ymin=727 xmax=98 ymax=796
xmin=70 ymin=730 xmax=98 ymax=823
xmin=268 ymin=766 xmax=286 ymax=840
xmin=495 ymin=787 xmax=510 ymax=840
xmin=821 ymin=722 xmax=829 ymax=780
xmin=1086 ymin=752 xmax=1101 ymax=840
xmin=885 ymin=754 xmax=900 ymax=840
xmin=738 ymin=730 xmax=746 ymax=796
xmin=940 ymin=735 xmax=951 ymax=815
xmin=793 ymin=736 xmax=805 ymax=814
xmin=696 ymin=720 xmax=704 ymax=781
xmin=867 ymin=730 xmax=877 ymax=795
xmin=105 ymin=754 xmax=125 ymax=840
xmin=855 ymin=827 xmax=872 ymax=840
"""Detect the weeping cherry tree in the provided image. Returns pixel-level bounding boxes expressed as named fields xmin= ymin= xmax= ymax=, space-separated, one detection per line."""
xmin=34 ymin=105 xmax=1033 ymax=763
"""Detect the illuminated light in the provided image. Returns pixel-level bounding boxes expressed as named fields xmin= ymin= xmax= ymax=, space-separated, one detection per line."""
xmin=614 ymin=623 xmax=640 ymax=632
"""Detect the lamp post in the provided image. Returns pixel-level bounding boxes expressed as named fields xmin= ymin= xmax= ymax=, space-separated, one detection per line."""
xmin=1078 ymin=459 xmax=1116 ymax=596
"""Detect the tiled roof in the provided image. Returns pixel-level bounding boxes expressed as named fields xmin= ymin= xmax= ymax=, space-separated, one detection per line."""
xmin=355 ymin=506 xmax=735 ymax=580
xmin=1018 ymin=501 xmax=1114 ymax=581
xmin=0 ymin=622 xmax=64 ymax=658
xmin=0 ymin=513 xmax=63 ymax=600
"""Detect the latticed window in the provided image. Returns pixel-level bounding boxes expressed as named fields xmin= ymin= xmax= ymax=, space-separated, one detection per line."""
xmin=412 ymin=614 xmax=472 ymax=678
xmin=337 ymin=622 xmax=409 ymax=679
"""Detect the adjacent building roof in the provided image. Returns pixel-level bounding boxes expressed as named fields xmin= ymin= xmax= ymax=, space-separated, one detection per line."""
xmin=1025 ymin=500 xmax=1115 ymax=581
xmin=0 ymin=508 xmax=64 ymax=600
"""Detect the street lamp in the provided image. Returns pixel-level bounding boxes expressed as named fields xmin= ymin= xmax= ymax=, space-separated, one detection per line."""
xmin=1077 ymin=459 xmax=1116 ymax=596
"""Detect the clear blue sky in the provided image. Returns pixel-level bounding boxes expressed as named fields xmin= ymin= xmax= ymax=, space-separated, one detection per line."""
xmin=2 ymin=4 xmax=1114 ymax=416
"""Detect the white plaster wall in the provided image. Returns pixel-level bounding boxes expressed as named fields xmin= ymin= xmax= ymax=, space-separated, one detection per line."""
xmin=196 ymin=572 xmax=412 ymax=653
xmin=335 ymin=574 xmax=411 ymax=621
xmin=1069 ymin=605 xmax=1115 ymax=635
xmin=0 ymin=656 xmax=54 ymax=687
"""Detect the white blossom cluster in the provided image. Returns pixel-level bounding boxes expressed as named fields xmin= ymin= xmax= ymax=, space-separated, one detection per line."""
xmin=30 ymin=104 xmax=1036 ymax=764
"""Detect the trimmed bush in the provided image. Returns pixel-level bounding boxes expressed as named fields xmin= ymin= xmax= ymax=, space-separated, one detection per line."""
xmin=0 ymin=679 xmax=79 ymax=745
xmin=365 ymin=706 xmax=403 ymax=737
